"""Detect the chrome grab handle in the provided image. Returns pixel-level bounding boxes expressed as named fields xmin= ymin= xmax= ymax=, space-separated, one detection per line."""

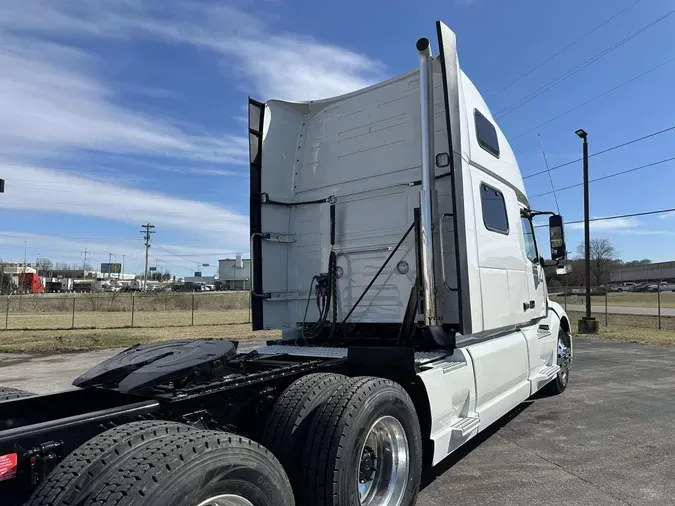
xmin=439 ymin=213 xmax=453 ymax=291
xmin=250 ymin=232 xmax=269 ymax=298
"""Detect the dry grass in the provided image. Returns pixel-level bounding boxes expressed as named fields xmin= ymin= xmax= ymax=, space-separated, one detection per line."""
xmin=3 ymin=309 xmax=249 ymax=330
xmin=567 ymin=311 xmax=675 ymax=347
xmin=0 ymin=324 xmax=281 ymax=353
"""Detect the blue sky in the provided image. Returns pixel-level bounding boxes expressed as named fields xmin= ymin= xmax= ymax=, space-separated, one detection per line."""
xmin=0 ymin=0 xmax=674 ymax=276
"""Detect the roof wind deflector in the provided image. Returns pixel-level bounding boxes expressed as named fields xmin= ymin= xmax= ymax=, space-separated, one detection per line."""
xmin=249 ymin=97 xmax=265 ymax=330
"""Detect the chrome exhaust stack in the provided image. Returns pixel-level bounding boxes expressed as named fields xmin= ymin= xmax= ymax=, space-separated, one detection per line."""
xmin=416 ymin=37 xmax=441 ymax=330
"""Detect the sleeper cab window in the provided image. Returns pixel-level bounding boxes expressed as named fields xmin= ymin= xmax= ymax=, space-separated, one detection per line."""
xmin=481 ymin=183 xmax=509 ymax=234
xmin=475 ymin=109 xmax=499 ymax=158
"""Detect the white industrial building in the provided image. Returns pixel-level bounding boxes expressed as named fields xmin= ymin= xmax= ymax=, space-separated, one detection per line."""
xmin=0 ymin=264 xmax=37 ymax=286
xmin=218 ymin=254 xmax=250 ymax=291
xmin=611 ymin=260 xmax=675 ymax=284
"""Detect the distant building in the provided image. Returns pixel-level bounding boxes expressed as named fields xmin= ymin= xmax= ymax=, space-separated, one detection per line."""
xmin=218 ymin=254 xmax=250 ymax=291
xmin=610 ymin=261 xmax=675 ymax=284
xmin=0 ymin=263 xmax=37 ymax=288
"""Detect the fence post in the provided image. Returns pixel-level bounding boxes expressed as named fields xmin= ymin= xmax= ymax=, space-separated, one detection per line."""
xmin=5 ymin=295 xmax=10 ymax=330
xmin=658 ymin=285 xmax=662 ymax=330
xmin=131 ymin=293 xmax=135 ymax=328
xmin=72 ymin=296 xmax=76 ymax=329
xmin=191 ymin=291 xmax=195 ymax=326
xmin=604 ymin=289 xmax=608 ymax=327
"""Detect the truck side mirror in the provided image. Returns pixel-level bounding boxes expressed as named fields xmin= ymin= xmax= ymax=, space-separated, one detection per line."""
xmin=549 ymin=214 xmax=566 ymax=262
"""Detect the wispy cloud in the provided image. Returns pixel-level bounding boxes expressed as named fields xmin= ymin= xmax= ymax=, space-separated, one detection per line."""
xmin=0 ymin=231 xmax=235 ymax=274
xmin=0 ymin=35 xmax=247 ymax=164
xmin=567 ymin=217 xmax=640 ymax=231
xmin=0 ymin=162 xmax=250 ymax=248
xmin=0 ymin=0 xmax=385 ymax=256
xmin=567 ymin=217 xmax=675 ymax=236
xmin=1 ymin=0 xmax=387 ymax=102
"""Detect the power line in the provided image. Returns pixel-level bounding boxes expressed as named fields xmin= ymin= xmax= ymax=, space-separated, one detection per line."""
xmin=531 ymin=155 xmax=675 ymax=198
xmin=154 ymin=252 xmax=240 ymax=258
xmin=496 ymin=6 xmax=675 ymax=119
xmin=491 ymin=0 xmax=643 ymax=97
xmin=534 ymin=207 xmax=675 ymax=228
xmin=153 ymin=243 xmax=213 ymax=266
xmin=537 ymin=133 xmax=560 ymax=213
xmin=510 ymin=54 xmax=675 ymax=142
xmin=523 ymin=125 xmax=675 ymax=179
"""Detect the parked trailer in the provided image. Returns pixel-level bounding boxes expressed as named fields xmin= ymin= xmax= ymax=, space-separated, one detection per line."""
xmin=0 ymin=22 xmax=572 ymax=506
xmin=44 ymin=279 xmax=73 ymax=293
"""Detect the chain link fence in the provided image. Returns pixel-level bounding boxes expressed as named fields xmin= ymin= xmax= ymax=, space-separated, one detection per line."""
xmin=549 ymin=285 xmax=675 ymax=332
xmin=6 ymin=286 xmax=674 ymax=335
xmin=1 ymin=291 xmax=251 ymax=331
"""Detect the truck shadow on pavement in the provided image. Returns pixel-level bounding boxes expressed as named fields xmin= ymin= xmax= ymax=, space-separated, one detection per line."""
xmin=421 ymin=400 xmax=534 ymax=489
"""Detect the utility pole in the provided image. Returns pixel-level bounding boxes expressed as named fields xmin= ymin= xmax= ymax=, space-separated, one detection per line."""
xmin=140 ymin=224 xmax=155 ymax=291
xmin=575 ymin=129 xmax=598 ymax=334
xmin=81 ymin=248 xmax=90 ymax=278
xmin=122 ymin=254 xmax=125 ymax=280
xmin=105 ymin=251 xmax=114 ymax=280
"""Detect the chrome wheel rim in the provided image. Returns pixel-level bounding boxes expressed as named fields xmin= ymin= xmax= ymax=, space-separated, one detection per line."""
xmin=357 ymin=415 xmax=409 ymax=506
xmin=558 ymin=334 xmax=571 ymax=385
xmin=195 ymin=495 xmax=255 ymax=506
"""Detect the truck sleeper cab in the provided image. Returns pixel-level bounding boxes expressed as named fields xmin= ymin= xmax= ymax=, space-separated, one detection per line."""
xmin=0 ymin=21 xmax=572 ymax=506
xmin=249 ymin=18 xmax=573 ymax=482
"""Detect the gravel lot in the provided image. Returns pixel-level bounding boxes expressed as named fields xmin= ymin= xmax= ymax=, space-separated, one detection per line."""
xmin=1 ymin=337 xmax=673 ymax=505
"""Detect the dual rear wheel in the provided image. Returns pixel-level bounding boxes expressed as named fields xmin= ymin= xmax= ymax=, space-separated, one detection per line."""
xmin=28 ymin=374 xmax=422 ymax=506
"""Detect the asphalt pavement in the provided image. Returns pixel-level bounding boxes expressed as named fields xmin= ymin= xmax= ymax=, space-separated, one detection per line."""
xmin=1 ymin=337 xmax=674 ymax=505
xmin=419 ymin=338 xmax=675 ymax=505
xmin=0 ymin=340 xmax=266 ymax=393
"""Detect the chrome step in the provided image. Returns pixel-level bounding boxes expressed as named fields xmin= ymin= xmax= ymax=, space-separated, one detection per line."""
xmin=449 ymin=415 xmax=480 ymax=436
xmin=534 ymin=364 xmax=560 ymax=382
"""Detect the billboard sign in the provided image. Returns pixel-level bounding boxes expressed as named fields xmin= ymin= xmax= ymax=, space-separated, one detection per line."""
xmin=149 ymin=267 xmax=157 ymax=272
xmin=194 ymin=271 xmax=202 ymax=277
xmin=100 ymin=263 xmax=122 ymax=274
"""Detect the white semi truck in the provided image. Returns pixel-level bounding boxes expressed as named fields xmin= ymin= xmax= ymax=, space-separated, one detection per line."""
xmin=1 ymin=21 xmax=572 ymax=506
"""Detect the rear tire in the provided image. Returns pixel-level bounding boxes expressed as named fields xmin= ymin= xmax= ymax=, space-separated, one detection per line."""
xmin=303 ymin=376 xmax=422 ymax=506
xmin=28 ymin=420 xmax=194 ymax=506
xmin=0 ymin=386 xmax=33 ymax=401
xmin=82 ymin=430 xmax=293 ymax=506
xmin=262 ymin=372 xmax=346 ymax=500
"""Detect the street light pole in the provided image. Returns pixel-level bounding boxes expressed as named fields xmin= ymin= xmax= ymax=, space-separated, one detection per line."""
xmin=576 ymin=128 xmax=598 ymax=334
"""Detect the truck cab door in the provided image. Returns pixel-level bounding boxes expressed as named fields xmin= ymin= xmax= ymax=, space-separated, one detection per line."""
xmin=520 ymin=213 xmax=546 ymax=321
xmin=520 ymin=212 xmax=555 ymax=378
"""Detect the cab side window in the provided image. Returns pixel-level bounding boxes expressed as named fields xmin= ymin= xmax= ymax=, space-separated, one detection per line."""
xmin=521 ymin=216 xmax=538 ymax=263
xmin=475 ymin=110 xmax=500 ymax=158
xmin=480 ymin=183 xmax=509 ymax=234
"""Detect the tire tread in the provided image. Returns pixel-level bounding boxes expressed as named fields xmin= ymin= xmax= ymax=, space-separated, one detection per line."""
xmin=84 ymin=431 xmax=290 ymax=506
xmin=304 ymin=376 xmax=411 ymax=506
xmin=28 ymin=420 xmax=193 ymax=506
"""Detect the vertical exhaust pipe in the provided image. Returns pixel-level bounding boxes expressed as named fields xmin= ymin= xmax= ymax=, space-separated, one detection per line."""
xmin=416 ymin=38 xmax=441 ymax=329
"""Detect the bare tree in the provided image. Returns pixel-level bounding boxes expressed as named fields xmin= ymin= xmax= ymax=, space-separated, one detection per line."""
xmin=576 ymin=238 xmax=620 ymax=287
xmin=35 ymin=257 xmax=53 ymax=276
xmin=623 ymin=259 xmax=652 ymax=266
